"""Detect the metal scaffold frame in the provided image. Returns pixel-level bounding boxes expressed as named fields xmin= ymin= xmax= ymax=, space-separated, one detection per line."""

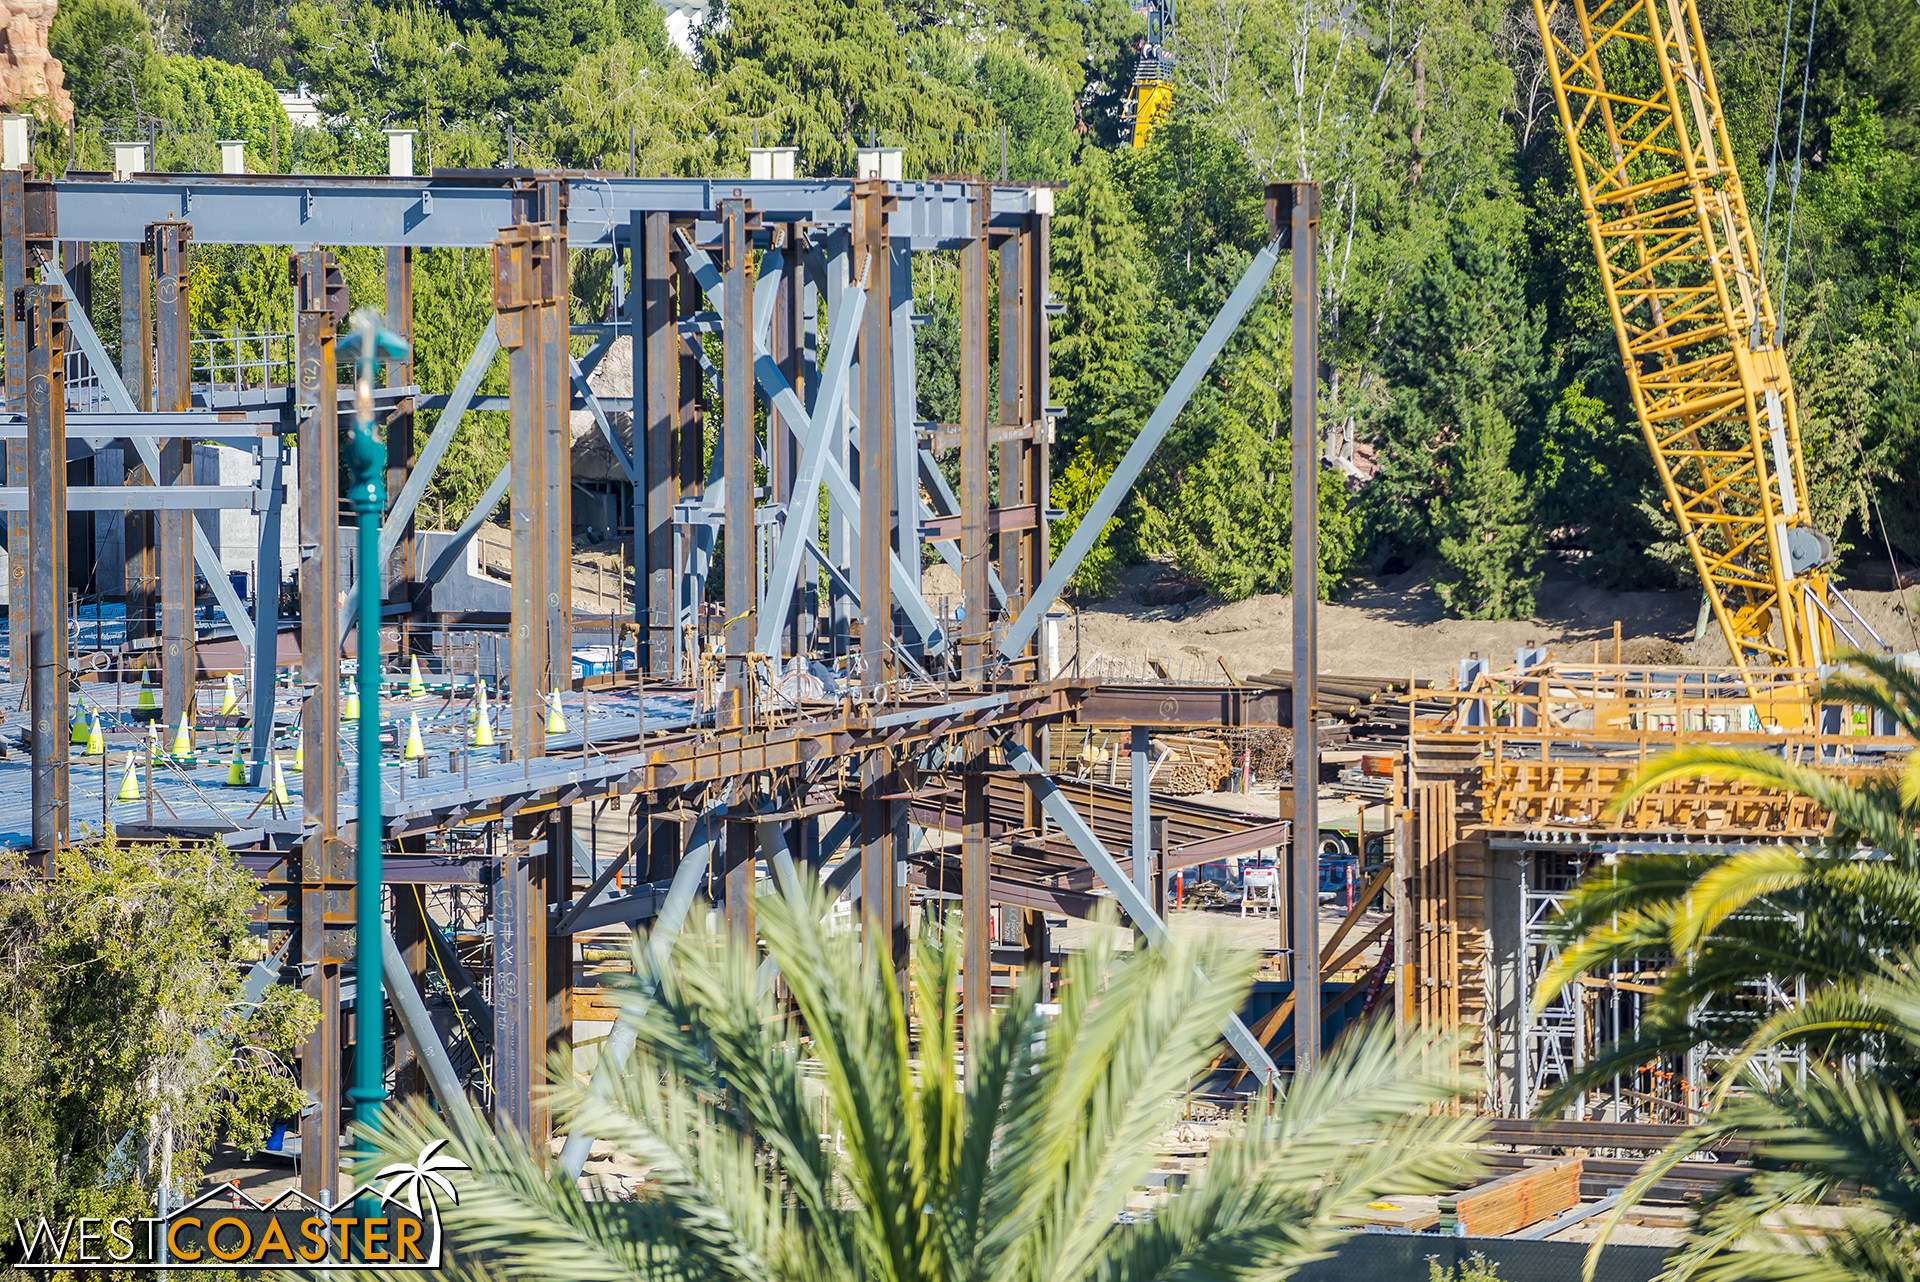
xmin=2 ymin=147 xmax=1325 ymax=1168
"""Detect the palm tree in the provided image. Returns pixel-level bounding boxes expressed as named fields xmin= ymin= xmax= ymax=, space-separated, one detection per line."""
xmin=352 ymin=877 xmax=1484 ymax=1281
xmin=1580 ymin=952 xmax=1920 ymax=1282
xmin=1534 ymin=650 xmax=1920 ymax=1112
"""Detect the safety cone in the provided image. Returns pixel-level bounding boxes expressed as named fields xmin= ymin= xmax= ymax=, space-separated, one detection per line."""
xmin=220 ymin=673 xmax=239 ymax=716
xmin=408 ymin=656 xmax=427 ymax=700
xmin=470 ymin=679 xmax=488 ymax=724
xmin=404 ymin=712 xmax=426 ymax=760
xmin=472 ymin=698 xmax=495 ymax=747
xmin=170 ymin=713 xmax=193 ymax=759
xmin=546 ymin=690 xmax=568 ymax=735
xmin=136 ymin=674 xmax=157 ymax=710
xmin=117 ymin=752 xmax=141 ymax=802
xmin=71 ymin=711 xmax=89 ymax=745
xmin=343 ymin=686 xmax=360 ymax=720
xmin=86 ymin=714 xmax=105 ymax=758
xmin=270 ymin=755 xmax=290 ymax=805
xmin=226 ymin=742 xmax=247 ymax=787
xmin=290 ymin=739 xmax=304 ymax=773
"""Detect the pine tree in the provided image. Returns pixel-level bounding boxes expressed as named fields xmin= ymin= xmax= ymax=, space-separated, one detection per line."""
xmin=1050 ymin=147 xmax=1150 ymax=459
xmin=1433 ymin=396 xmax=1542 ymax=620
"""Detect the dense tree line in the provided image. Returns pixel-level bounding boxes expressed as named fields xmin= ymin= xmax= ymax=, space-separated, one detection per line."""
xmin=33 ymin=0 xmax=1920 ymax=614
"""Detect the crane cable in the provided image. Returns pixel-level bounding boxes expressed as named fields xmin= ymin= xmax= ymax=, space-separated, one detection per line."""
xmin=1773 ymin=0 xmax=1820 ymax=346
xmin=1753 ymin=0 xmax=1796 ymax=344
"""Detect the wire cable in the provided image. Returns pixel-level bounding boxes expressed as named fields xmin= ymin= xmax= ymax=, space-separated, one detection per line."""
xmin=417 ymin=884 xmax=495 ymax=1096
xmin=1753 ymin=0 xmax=1797 ymax=343
xmin=1775 ymin=0 xmax=1821 ymax=346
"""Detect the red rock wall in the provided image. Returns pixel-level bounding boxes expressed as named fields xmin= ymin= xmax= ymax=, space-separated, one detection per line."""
xmin=0 ymin=0 xmax=71 ymax=123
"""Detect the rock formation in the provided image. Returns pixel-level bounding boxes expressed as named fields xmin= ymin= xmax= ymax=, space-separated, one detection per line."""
xmin=0 ymin=0 xmax=70 ymax=123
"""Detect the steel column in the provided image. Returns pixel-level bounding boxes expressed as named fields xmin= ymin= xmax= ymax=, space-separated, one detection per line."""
xmin=640 ymin=211 xmax=676 ymax=676
xmin=825 ymin=231 xmax=854 ymax=656
xmin=119 ymin=239 xmax=154 ymax=632
xmin=494 ymin=815 xmax=550 ymax=1138
xmin=996 ymin=232 xmax=1022 ymax=637
xmin=25 ymin=284 xmax=69 ymax=853
xmin=962 ymin=767 xmax=989 ymax=1066
xmin=675 ymin=242 xmax=704 ymax=678
xmin=294 ymin=250 xmax=345 ymax=1204
xmin=152 ymin=222 xmax=195 ymax=728
xmin=1131 ymin=725 xmax=1150 ymax=901
xmin=391 ymin=873 xmax=430 ymax=1103
xmin=959 ymin=186 xmax=991 ymax=683
xmin=545 ymin=808 xmax=572 ymax=1073
xmin=719 ymin=197 xmax=753 ymax=723
xmin=538 ymin=182 xmax=572 ymax=701
xmin=1286 ymin=182 xmax=1322 ymax=1075
xmin=245 ymin=444 xmax=284 ymax=785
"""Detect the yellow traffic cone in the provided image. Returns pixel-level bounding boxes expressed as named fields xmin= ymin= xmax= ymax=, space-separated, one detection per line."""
xmin=470 ymin=679 xmax=487 ymax=723
xmin=270 ymin=755 xmax=290 ymax=805
xmin=118 ymin=752 xmax=141 ymax=802
xmin=136 ymin=673 xmax=156 ymax=710
xmin=404 ymin=712 xmax=426 ymax=760
xmin=170 ymin=713 xmax=193 ymax=759
xmin=408 ymin=656 xmax=427 ymax=700
xmin=71 ymin=711 xmax=89 ymax=745
xmin=472 ymin=698 xmax=494 ymax=748
xmin=86 ymin=713 xmax=105 ymax=758
xmin=226 ymin=742 xmax=247 ymax=786
xmin=220 ymin=673 xmax=239 ymax=716
xmin=343 ymin=686 xmax=360 ymax=720
xmin=546 ymin=690 xmax=567 ymax=735
xmin=290 ymin=739 xmax=304 ymax=773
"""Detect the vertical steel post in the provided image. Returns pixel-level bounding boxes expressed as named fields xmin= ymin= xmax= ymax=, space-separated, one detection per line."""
xmin=854 ymin=179 xmax=900 ymax=976
xmin=390 ymin=875 xmax=429 ymax=1102
xmin=247 ymin=442 xmax=285 ymax=785
xmin=25 ymin=283 xmax=69 ymax=854
xmin=1286 ymin=182 xmax=1322 ymax=1075
xmin=496 ymin=223 xmax=553 ymax=764
xmin=294 ymin=250 xmax=344 ymax=1203
xmin=536 ymin=179 xmax=572 ymax=700
xmin=639 ymin=212 xmax=676 ymax=677
xmin=675 ymin=244 xmax=704 ymax=675
xmin=720 ymin=197 xmax=752 ymax=723
xmin=152 ymin=222 xmax=194 ymax=729
xmin=959 ymin=185 xmax=990 ymax=684
xmin=961 ymin=767 xmax=989 ymax=1066
xmin=996 ymin=233 xmax=1021 ymax=636
xmin=824 ymin=230 xmax=854 ymax=657
xmin=1131 ymin=725 xmax=1150 ymax=901
xmin=120 ymin=239 xmax=155 ymax=637
xmin=544 ymin=807 xmax=572 ymax=1078
xmin=773 ymin=223 xmax=804 ymax=659
xmin=2 ymin=170 xmax=29 ymax=671
xmin=494 ymin=815 xmax=549 ymax=1138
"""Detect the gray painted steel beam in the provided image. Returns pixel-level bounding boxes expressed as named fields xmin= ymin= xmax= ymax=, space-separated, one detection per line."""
xmin=0 ymin=485 xmax=267 ymax=510
xmin=1001 ymin=740 xmax=1280 ymax=1088
xmin=247 ymin=446 xmax=285 ymax=785
xmin=420 ymin=463 xmax=510 ymax=593
xmin=382 ymin=926 xmax=486 ymax=1141
xmin=997 ymin=238 xmax=1282 ymax=663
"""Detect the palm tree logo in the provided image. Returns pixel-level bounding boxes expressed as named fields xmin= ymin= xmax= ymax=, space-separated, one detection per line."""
xmin=376 ymin=1138 xmax=469 ymax=1216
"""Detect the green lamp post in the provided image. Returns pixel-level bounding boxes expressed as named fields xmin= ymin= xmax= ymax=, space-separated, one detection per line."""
xmin=340 ymin=312 xmax=410 ymax=1150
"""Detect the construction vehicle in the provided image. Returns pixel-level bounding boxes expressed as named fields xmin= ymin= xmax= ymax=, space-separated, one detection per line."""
xmin=1529 ymin=0 xmax=1883 ymax=684
xmin=1124 ymin=1 xmax=1176 ymax=149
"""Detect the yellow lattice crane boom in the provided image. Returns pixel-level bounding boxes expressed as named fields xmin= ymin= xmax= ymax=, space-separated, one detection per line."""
xmin=1126 ymin=0 xmax=1177 ymax=149
xmin=1531 ymin=0 xmax=1838 ymax=680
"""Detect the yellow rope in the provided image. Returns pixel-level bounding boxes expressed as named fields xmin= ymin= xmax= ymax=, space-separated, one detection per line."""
xmin=415 ymin=885 xmax=494 ymax=1095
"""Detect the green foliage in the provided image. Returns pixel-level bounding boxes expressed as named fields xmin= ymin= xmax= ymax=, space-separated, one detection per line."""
xmin=359 ymin=877 xmax=1484 ymax=1281
xmin=446 ymin=0 xmax=619 ymax=113
xmin=533 ymin=38 xmax=725 ymax=175
xmin=1048 ymin=439 xmax=1121 ymax=599
xmin=1433 ymin=397 xmax=1542 ymax=620
xmin=50 ymin=0 xmax=163 ymax=122
xmin=411 ymin=248 xmax=512 ymax=528
xmin=1430 ymin=1255 xmax=1502 ymax=1282
xmin=0 ymin=837 xmax=318 ymax=1230
xmin=158 ymin=54 xmax=289 ymax=153
xmin=1049 ymin=146 xmax=1149 ymax=459
xmin=287 ymin=1 xmax=509 ymax=127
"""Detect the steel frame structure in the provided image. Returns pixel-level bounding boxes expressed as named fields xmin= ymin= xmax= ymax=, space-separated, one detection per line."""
xmin=1 ymin=161 xmax=1320 ymax=1172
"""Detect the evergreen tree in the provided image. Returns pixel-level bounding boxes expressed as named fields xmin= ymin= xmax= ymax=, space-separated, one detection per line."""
xmin=1050 ymin=147 xmax=1150 ymax=459
xmin=1432 ymin=396 xmax=1542 ymax=620
xmin=447 ymin=0 xmax=618 ymax=114
xmin=287 ymin=2 xmax=509 ymax=127
xmin=49 ymin=0 xmax=163 ymax=123
xmin=1362 ymin=217 xmax=1544 ymax=558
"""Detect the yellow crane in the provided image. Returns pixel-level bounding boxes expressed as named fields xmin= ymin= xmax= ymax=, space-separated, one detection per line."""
xmin=1126 ymin=1 xmax=1177 ymax=149
xmin=1531 ymin=0 xmax=1850 ymax=683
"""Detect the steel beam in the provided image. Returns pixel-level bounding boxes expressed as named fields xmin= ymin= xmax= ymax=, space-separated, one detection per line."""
xmin=962 ymin=767 xmax=989 ymax=1070
xmin=998 ymin=238 xmax=1282 ymax=662
xmin=420 ymin=463 xmax=509 ymax=593
xmin=639 ymin=212 xmax=676 ymax=675
xmin=298 ymin=960 xmax=341 ymax=1204
xmin=1001 ymin=741 xmax=1280 ymax=1088
xmin=25 ymin=284 xmax=69 ymax=853
xmin=385 ymin=245 xmax=416 ymax=606
xmin=246 ymin=445 xmax=285 ymax=785
xmin=495 ymin=814 xmax=550 ymax=1137
xmin=152 ymin=222 xmax=196 ymax=730
xmin=120 ymin=239 xmax=154 ymax=636
xmin=382 ymin=923 xmax=485 ymax=1139
xmin=1286 ymin=183 xmax=1322 ymax=1074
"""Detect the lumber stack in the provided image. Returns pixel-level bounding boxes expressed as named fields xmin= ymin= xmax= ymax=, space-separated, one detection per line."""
xmin=1440 ymin=1156 xmax=1582 ymax=1236
xmin=1156 ymin=734 xmax=1230 ymax=795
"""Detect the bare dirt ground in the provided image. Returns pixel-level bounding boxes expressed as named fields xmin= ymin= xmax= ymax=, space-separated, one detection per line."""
xmin=474 ymin=521 xmax=635 ymax=617
xmin=1061 ymin=557 xmax=1920 ymax=684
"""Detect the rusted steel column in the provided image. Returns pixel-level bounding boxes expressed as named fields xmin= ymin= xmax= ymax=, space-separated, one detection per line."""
xmin=1285 ymin=181 xmax=1322 ymax=1074
xmin=536 ymin=178 xmax=572 ymax=701
xmin=494 ymin=221 xmax=559 ymax=763
xmin=2 ymin=170 xmax=29 ymax=668
xmin=544 ymin=807 xmax=572 ymax=1080
xmin=25 ymin=283 xmax=69 ymax=854
xmin=494 ymin=814 xmax=550 ymax=1140
xmin=959 ymin=185 xmax=991 ymax=685
xmin=120 ymin=237 xmax=155 ymax=636
xmin=962 ymin=765 xmax=989 ymax=1064
xmin=151 ymin=221 xmax=195 ymax=729
xmin=294 ymin=248 xmax=346 ymax=1204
